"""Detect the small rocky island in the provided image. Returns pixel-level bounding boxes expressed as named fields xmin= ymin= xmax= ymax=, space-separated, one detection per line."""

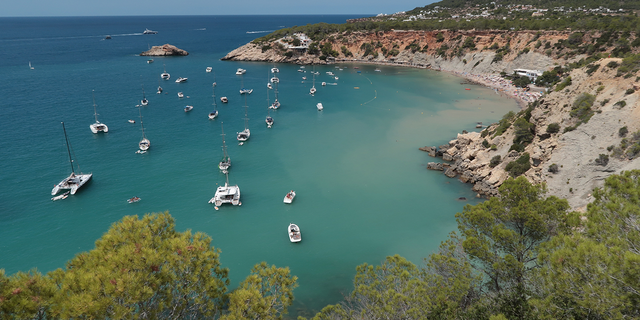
xmin=140 ymin=44 xmax=188 ymax=56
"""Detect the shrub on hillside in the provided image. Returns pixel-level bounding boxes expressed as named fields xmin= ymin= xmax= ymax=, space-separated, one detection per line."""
xmin=555 ymin=76 xmax=572 ymax=92
xmin=595 ymin=154 xmax=609 ymax=166
xmin=548 ymin=163 xmax=559 ymax=173
xmin=546 ymin=123 xmax=560 ymax=134
xmin=570 ymin=93 xmax=595 ymax=123
xmin=490 ymin=155 xmax=502 ymax=168
xmin=505 ymin=153 xmax=531 ymax=177
xmin=619 ymin=126 xmax=629 ymax=137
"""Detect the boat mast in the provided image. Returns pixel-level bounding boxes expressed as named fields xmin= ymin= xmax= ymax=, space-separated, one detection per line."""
xmin=141 ymin=83 xmax=146 ymax=100
xmin=61 ymin=122 xmax=75 ymax=174
xmin=138 ymin=107 xmax=146 ymax=139
xmin=221 ymin=122 xmax=228 ymax=160
xmin=243 ymin=95 xmax=249 ymax=130
xmin=92 ymin=90 xmax=99 ymax=123
xmin=212 ymin=80 xmax=217 ymax=111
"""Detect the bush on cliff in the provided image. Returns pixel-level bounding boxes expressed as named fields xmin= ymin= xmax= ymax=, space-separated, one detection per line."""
xmin=505 ymin=153 xmax=531 ymax=177
xmin=554 ymin=76 xmax=572 ymax=92
xmin=546 ymin=123 xmax=561 ymax=134
xmin=493 ymin=111 xmax=516 ymax=138
xmin=513 ymin=117 xmax=535 ymax=145
xmin=570 ymin=93 xmax=595 ymax=123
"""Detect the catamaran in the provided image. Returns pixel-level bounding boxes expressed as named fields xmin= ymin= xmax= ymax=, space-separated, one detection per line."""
xmin=237 ymin=95 xmax=250 ymax=141
xmin=137 ymin=107 xmax=150 ymax=153
xmin=209 ymin=170 xmax=241 ymax=207
xmin=52 ymin=122 xmax=93 ymax=196
xmin=89 ymin=90 xmax=109 ymax=133
xmin=209 ymin=82 xmax=218 ymax=120
xmin=219 ymin=122 xmax=231 ymax=171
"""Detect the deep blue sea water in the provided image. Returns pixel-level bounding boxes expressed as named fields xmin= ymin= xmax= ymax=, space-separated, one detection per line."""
xmin=0 ymin=15 xmax=518 ymax=317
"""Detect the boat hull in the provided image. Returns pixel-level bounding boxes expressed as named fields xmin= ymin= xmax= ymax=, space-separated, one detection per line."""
xmin=52 ymin=173 xmax=92 ymax=195
xmin=209 ymin=183 xmax=241 ymax=206
xmin=90 ymin=123 xmax=109 ymax=133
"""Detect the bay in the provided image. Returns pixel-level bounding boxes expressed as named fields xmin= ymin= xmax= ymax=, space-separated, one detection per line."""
xmin=0 ymin=15 xmax=518 ymax=317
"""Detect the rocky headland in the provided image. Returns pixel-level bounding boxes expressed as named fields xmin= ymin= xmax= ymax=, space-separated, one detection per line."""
xmin=223 ymin=29 xmax=640 ymax=211
xmin=140 ymin=44 xmax=188 ymax=56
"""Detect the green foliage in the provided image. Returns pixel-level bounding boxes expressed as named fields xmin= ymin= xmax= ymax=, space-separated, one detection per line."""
xmin=533 ymin=170 xmax=640 ymax=319
xmin=626 ymin=88 xmax=635 ymax=94
xmin=482 ymin=139 xmax=490 ymax=148
xmin=340 ymin=46 xmax=353 ymax=57
xmin=320 ymin=42 xmax=339 ymax=57
xmin=456 ymin=177 xmax=573 ymax=318
xmin=436 ymin=44 xmax=449 ymax=57
xmin=49 ymin=212 xmax=231 ymax=319
xmin=436 ymin=32 xmax=445 ymax=42
xmin=490 ymin=155 xmax=502 ymax=168
xmin=0 ymin=269 xmax=56 ymax=319
xmin=595 ymin=154 xmax=609 ymax=166
xmin=546 ymin=123 xmax=560 ymax=134
xmin=307 ymin=42 xmax=319 ymax=55
xmin=570 ymin=92 xmax=595 ymax=123
xmin=586 ymin=63 xmax=600 ymax=75
xmin=619 ymin=126 xmax=629 ymax=137
xmin=223 ymin=262 xmax=298 ymax=320
xmin=513 ymin=117 xmax=535 ymax=145
xmin=284 ymin=51 xmax=293 ymax=58
xmin=505 ymin=153 xmax=531 ymax=177
xmin=462 ymin=36 xmax=476 ymax=49
xmin=535 ymin=68 xmax=560 ymax=87
xmin=548 ymin=163 xmax=559 ymax=173
xmin=606 ymin=60 xmax=620 ymax=69
xmin=512 ymin=76 xmax=531 ymax=88
xmin=614 ymin=100 xmax=627 ymax=108
xmin=554 ymin=76 xmax=572 ymax=92
xmin=261 ymin=45 xmax=272 ymax=53
xmin=405 ymin=41 xmax=421 ymax=53
xmin=493 ymin=111 xmax=515 ymax=138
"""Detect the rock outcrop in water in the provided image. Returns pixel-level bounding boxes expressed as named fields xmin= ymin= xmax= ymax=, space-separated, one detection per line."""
xmin=140 ymin=44 xmax=188 ymax=56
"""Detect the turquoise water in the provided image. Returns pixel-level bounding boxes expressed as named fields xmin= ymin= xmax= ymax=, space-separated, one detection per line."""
xmin=0 ymin=16 xmax=518 ymax=317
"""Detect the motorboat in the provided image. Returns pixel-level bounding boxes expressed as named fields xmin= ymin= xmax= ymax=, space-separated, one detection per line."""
xmin=128 ymin=119 xmax=135 ymax=124
xmin=267 ymin=83 xmax=273 ymax=89
xmin=239 ymin=88 xmax=253 ymax=95
xmin=184 ymin=105 xmax=193 ymax=112
xmin=317 ymin=103 xmax=323 ymax=111
xmin=51 ymin=191 xmax=70 ymax=201
xmin=127 ymin=196 xmax=141 ymax=203
xmin=147 ymin=59 xmax=154 ymax=64
xmin=219 ymin=122 xmax=231 ymax=171
xmin=269 ymin=99 xmax=280 ymax=110
xmin=270 ymin=77 xmax=279 ymax=83
xmin=310 ymin=87 xmax=316 ymax=95
xmin=161 ymin=64 xmax=170 ymax=80
xmin=298 ymin=69 xmax=304 ymax=72
xmin=143 ymin=28 xmax=158 ymax=34
xmin=375 ymin=68 xmax=381 ymax=72
xmin=178 ymin=92 xmax=184 ymax=98
xmin=206 ymin=67 xmax=213 ymax=73
xmin=175 ymin=77 xmax=188 ymax=83
xmin=104 ymin=35 xmax=111 ymax=40
xmin=236 ymin=68 xmax=246 ymax=75
xmin=288 ymin=223 xmax=301 ymax=243
xmin=284 ymin=190 xmax=296 ymax=203
xmin=209 ymin=171 xmax=240 ymax=206
xmin=209 ymin=111 xmax=218 ymax=120
xmin=52 ymin=122 xmax=93 ymax=196
xmin=302 ymin=76 xmax=307 ymax=80
xmin=271 ymin=67 xmax=279 ymax=73
xmin=335 ymin=76 xmax=339 ymax=80
xmin=321 ymin=82 xmax=326 ymax=86
xmin=89 ymin=90 xmax=109 ymax=134
xmin=220 ymin=97 xmax=228 ymax=103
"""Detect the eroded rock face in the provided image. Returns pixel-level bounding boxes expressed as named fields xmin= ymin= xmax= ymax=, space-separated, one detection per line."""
xmin=140 ymin=44 xmax=189 ymax=56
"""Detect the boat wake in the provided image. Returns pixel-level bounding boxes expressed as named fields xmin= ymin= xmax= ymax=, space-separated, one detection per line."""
xmin=195 ymin=28 xmax=206 ymax=31
xmin=246 ymin=30 xmax=275 ymax=34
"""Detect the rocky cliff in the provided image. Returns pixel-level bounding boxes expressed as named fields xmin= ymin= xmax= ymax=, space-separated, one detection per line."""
xmin=140 ymin=44 xmax=188 ymax=56
xmin=223 ymin=30 xmax=640 ymax=211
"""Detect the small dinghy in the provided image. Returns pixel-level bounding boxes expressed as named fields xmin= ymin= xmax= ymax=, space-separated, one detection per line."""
xmin=51 ymin=191 xmax=70 ymax=201
xmin=127 ymin=196 xmax=141 ymax=203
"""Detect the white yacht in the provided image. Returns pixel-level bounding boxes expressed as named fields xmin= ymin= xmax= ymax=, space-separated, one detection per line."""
xmin=89 ymin=90 xmax=109 ymax=134
xmin=219 ymin=122 xmax=231 ymax=171
xmin=184 ymin=105 xmax=193 ymax=112
xmin=310 ymin=66 xmax=317 ymax=94
xmin=220 ymin=97 xmax=228 ymax=103
xmin=267 ymin=83 xmax=273 ymax=89
xmin=161 ymin=64 xmax=170 ymax=80
xmin=270 ymin=77 xmax=279 ymax=83
xmin=284 ymin=190 xmax=296 ymax=203
xmin=206 ymin=67 xmax=213 ymax=73
xmin=288 ymin=223 xmax=301 ymax=243
xmin=266 ymin=78 xmax=274 ymax=128
xmin=239 ymin=88 xmax=253 ymax=95
xmin=271 ymin=67 xmax=279 ymax=73
xmin=236 ymin=68 xmax=246 ymax=75
xmin=178 ymin=92 xmax=184 ymax=98
xmin=175 ymin=77 xmax=188 ymax=83
xmin=52 ymin=122 xmax=92 ymax=196
xmin=209 ymin=171 xmax=240 ymax=206
xmin=143 ymin=28 xmax=158 ymax=34
xmin=270 ymin=76 xmax=280 ymax=110
xmin=317 ymin=103 xmax=323 ymax=111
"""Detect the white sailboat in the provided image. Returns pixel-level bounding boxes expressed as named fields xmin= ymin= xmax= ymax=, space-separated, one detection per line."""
xmin=237 ymin=95 xmax=250 ymax=141
xmin=29 ymin=61 xmax=34 ymax=70
xmin=209 ymin=170 xmax=241 ymax=207
xmin=209 ymin=81 xmax=218 ymax=120
xmin=157 ymin=78 xmax=163 ymax=94
xmin=140 ymin=84 xmax=148 ymax=106
xmin=137 ymin=107 xmax=150 ymax=153
xmin=310 ymin=66 xmax=317 ymax=95
xmin=51 ymin=122 xmax=93 ymax=196
xmin=270 ymin=73 xmax=280 ymax=110
xmin=219 ymin=122 xmax=231 ymax=171
xmin=161 ymin=64 xmax=170 ymax=80
xmin=89 ymin=90 xmax=109 ymax=133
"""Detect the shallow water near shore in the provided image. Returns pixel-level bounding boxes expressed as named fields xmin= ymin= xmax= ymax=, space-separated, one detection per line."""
xmin=0 ymin=15 xmax=518 ymax=317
